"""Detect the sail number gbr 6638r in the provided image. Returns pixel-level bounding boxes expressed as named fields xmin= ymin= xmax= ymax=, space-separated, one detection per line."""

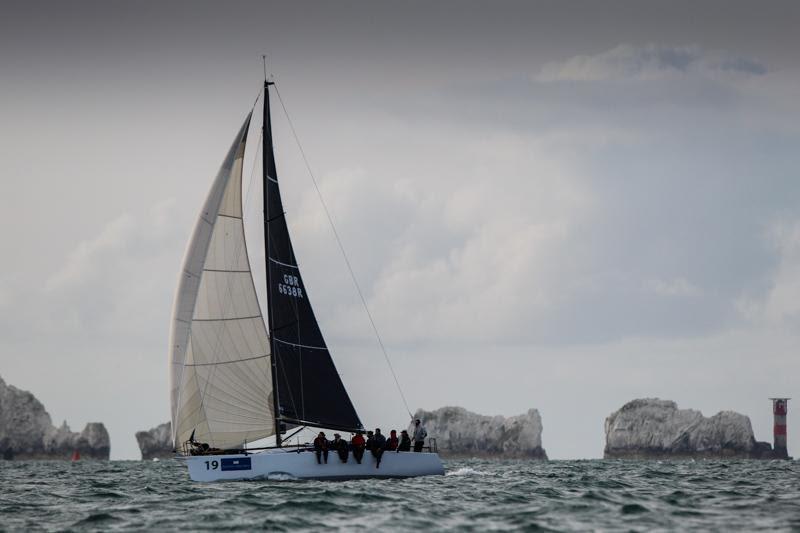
xmin=278 ymin=274 xmax=304 ymax=298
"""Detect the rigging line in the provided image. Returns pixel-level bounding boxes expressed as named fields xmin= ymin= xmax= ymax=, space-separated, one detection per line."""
xmin=252 ymin=86 xmax=264 ymax=113
xmin=272 ymin=83 xmax=413 ymax=419
xmin=243 ymin=130 xmax=263 ymax=216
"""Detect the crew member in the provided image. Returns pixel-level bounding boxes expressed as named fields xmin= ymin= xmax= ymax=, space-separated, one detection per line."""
xmin=412 ymin=419 xmax=427 ymax=452
xmin=313 ymin=431 xmax=329 ymax=464
xmin=372 ymin=428 xmax=387 ymax=468
xmin=386 ymin=429 xmax=399 ymax=451
xmin=332 ymin=433 xmax=349 ymax=463
xmin=397 ymin=430 xmax=412 ymax=452
xmin=365 ymin=431 xmax=375 ymax=453
xmin=351 ymin=432 xmax=366 ymax=464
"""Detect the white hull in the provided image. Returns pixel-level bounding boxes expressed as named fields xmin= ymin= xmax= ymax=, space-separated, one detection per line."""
xmin=184 ymin=448 xmax=444 ymax=481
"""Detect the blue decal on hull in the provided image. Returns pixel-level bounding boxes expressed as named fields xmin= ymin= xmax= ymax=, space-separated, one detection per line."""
xmin=221 ymin=457 xmax=252 ymax=471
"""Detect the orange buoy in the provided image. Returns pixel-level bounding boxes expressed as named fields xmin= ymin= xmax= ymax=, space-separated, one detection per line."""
xmin=71 ymin=450 xmax=80 ymax=462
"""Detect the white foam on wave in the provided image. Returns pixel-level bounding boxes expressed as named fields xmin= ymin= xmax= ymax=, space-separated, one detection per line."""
xmin=266 ymin=472 xmax=298 ymax=481
xmin=446 ymin=467 xmax=486 ymax=477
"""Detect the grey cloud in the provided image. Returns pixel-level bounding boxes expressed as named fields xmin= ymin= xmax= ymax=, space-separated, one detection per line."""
xmin=718 ymin=56 xmax=767 ymax=75
xmin=0 ymin=200 xmax=183 ymax=348
xmin=286 ymin=65 xmax=800 ymax=347
xmin=536 ymin=44 xmax=767 ymax=82
xmin=290 ymin=124 xmax=800 ymax=348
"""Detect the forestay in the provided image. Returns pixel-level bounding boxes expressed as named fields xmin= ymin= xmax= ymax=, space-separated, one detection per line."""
xmin=169 ymin=114 xmax=275 ymax=450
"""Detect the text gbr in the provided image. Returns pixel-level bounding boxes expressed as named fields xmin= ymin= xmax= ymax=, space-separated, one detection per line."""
xmin=278 ymin=274 xmax=304 ymax=298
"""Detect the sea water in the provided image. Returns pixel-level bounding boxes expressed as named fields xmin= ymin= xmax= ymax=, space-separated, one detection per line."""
xmin=1 ymin=459 xmax=798 ymax=530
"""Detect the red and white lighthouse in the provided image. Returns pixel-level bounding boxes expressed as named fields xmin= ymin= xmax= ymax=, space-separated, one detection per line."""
xmin=770 ymin=398 xmax=790 ymax=459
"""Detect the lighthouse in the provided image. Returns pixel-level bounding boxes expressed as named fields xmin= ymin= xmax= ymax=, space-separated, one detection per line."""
xmin=770 ymin=398 xmax=790 ymax=459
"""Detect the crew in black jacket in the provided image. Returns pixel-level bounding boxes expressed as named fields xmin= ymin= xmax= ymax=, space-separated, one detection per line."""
xmin=313 ymin=432 xmax=329 ymax=464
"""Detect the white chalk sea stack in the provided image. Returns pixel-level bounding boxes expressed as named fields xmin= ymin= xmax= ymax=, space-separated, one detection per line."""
xmin=0 ymin=375 xmax=110 ymax=460
xmin=413 ymin=406 xmax=547 ymax=459
xmin=604 ymin=398 xmax=776 ymax=459
xmin=135 ymin=422 xmax=173 ymax=460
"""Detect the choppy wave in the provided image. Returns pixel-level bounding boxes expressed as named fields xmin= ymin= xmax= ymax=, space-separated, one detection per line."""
xmin=1 ymin=459 xmax=799 ymax=530
xmin=445 ymin=466 xmax=488 ymax=477
xmin=266 ymin=472 xmax=298 ymax=482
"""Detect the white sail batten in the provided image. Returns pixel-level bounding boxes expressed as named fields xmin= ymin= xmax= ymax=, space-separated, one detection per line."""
xmin=169 ymin=114 xmax=275 ymax=450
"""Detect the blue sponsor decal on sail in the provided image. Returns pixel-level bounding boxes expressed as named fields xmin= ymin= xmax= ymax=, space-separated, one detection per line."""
xmin=221 ymin=457 xmax=252 ymax=471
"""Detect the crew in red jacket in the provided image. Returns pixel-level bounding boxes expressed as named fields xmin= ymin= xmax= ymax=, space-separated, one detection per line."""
xmin=386 ymin=429 xmax=399 ymax=451
xmin=351 ymin=432 xmax=366 ymax=464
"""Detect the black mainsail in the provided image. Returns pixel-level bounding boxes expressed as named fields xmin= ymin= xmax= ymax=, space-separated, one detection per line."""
xmin=262 ymin=81 xmax=364 ymax=438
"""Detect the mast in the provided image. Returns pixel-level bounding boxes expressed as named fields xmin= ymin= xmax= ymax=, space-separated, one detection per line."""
xmin=262 ymin=76 xmax=282 ymax=447
xmin=258 ymin=63 xmax=363 ymax=436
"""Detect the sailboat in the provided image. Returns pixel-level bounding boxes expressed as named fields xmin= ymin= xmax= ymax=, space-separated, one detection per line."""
xmin=168 ymin=76 xmax=444 ymax=481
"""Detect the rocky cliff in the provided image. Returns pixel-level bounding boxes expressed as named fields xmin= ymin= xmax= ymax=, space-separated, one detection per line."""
xmin=135 ymin=422 xmax=173 ymax=459
xmin=413 ymin=406 xmax=547 ymax=459
xmin=0 ymin=375 xmax=110 ymax=460
xmin=604 ymin=399 xmax=777 ymax=459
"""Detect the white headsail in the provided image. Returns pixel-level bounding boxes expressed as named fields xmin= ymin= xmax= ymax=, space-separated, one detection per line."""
xmin=169 ymin=114 xmax=275 ymax=450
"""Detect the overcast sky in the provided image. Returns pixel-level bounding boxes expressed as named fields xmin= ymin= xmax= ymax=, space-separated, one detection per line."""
xmin=2 ymin=0 xmax=799 ymax=460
